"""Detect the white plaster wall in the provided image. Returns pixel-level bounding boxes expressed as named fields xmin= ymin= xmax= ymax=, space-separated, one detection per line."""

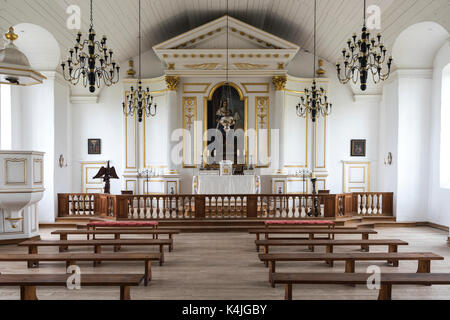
xmin=54 ymin=80 xmax=72 ymax=209
xmin=10 ymin=86 xmax=23 ymax=149
xmin=428 ymin=40 xmax=450 ymax=231
xmin=19 ymin=78 xmax=55 ymax=223
xmin=289 ymin=52 xmax=381 ymax=193
xmin=71 ymin=83 xmax=124 ymax=195
xmin=377 ymin=79 xmax=399 ymax=195
xmin=396 ymin=74 xmax=432 ymax=222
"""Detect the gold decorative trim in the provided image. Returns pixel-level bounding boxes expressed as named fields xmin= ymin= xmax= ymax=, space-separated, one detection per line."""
xmin=287 ymin=179 xmax=309 ymax=194
xmin=272 ymin=76 xmax=287 ymax=91
xmin=5 ymin=158 xmax=27 ymax=185
xmin=182 ymin=97 xmax=197 ymax=168
xmin=348 ymin=166 xmax=366 ymax=184
xmin=255 ymin=96 xmax=270 ymax=168
xmin=234 ymin=63 xmax=268 ymax=70
xmin=203 ymin=82 xmax=248 ymax=166
xmin=125 ymin=180 xmax=137 ymax=194
xmin=184 ymin=63 xmax=219 ymax=70
xmin=85 ymin=188 xmax=103 ymax=193
xmin=166 ymin=180 xmax=178 ymax=194
xmin=165 ymin=76 xmax=180 ymax=91
xmin=343 ymin=161 xmax=371 ymax=193
xmin=142 ymin=179 xmax=165 ymax=195
xmin=80 ymin=162 xmax=106 ymax=193
xmin=272 ymin=180 xmax=287 ymax=194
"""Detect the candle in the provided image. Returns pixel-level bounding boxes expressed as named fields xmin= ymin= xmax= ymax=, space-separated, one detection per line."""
xmin=237 ymin=150 xmax=240 ymax=157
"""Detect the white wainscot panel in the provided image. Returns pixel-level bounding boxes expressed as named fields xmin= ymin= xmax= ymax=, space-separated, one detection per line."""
xmin=144 ymin=93 xmax=167 ymax=167
xmin=284 ymin=92 xmax=307 ymax=167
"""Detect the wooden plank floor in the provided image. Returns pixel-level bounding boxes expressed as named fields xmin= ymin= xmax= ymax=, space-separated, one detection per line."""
xmin=0 ymin=226 xmax=449 ymax=300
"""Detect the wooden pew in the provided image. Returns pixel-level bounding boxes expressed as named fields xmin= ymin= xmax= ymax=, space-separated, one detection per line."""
xmin=0 ymin=253 xmax=160 ymax=286
xmin=273 ymin=273 xmax=450 ymax=300
xmin=51 ymin=229 xmax=180 ymax=252
xmin=0 ymin=274 xmax=144 ymax=300
xmin=255 ymin=239 xmax=409 ymax=267
xmin=19 ymin=239 xmax=171 ymax=266
xmin=258 ymin=252 xmax=444 ymax=287
xmin=249 ymin=228 xmax=378 ymax=252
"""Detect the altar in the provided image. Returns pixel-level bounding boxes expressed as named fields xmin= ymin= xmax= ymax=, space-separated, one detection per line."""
xmin=194 ymin=175 xmax=259 ymax=195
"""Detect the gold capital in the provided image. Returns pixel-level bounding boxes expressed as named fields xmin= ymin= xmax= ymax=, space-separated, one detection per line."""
xmin=272 ymin=76 xmax=287 ymax=91
xmin=165 ymin=76 xmax=180 ymax=91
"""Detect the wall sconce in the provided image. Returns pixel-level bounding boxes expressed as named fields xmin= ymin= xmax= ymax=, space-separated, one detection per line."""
xmin=58 ymin=154 xmax=68 ymax=168
xmin=384 ymin=152 xmax=393 ymax=166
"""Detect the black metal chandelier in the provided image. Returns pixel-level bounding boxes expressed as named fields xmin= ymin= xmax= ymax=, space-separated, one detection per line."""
xmin=61 ymin=0 xmax=120 ymax=93
xmin=296 ymin=0 xmax=332 ymax=123
xmin=336 ymin=0 xmax=393 ymax=91
xmin=122 ymin=0 xmax=156 ymax=122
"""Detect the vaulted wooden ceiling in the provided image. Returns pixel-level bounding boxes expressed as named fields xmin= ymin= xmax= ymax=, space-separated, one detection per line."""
xmin=1 ymin=0 xmax=449 ymax=65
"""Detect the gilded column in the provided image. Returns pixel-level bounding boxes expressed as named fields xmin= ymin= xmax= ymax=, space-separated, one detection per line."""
xmin=272 ymin=75 xmax=287 ymax=174
xmin=165 ymin=75 xmax=180 ymax=174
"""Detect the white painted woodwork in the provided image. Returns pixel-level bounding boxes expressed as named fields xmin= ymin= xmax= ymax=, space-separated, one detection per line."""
xmin=0 ymin=151 xmax=44 ymax=240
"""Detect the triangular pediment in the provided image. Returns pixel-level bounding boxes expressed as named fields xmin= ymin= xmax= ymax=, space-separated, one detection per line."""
xmin=153 ymin=15 xmax=300 ymax=74
xmin=154 ymin=15 xmax=299 ymax=51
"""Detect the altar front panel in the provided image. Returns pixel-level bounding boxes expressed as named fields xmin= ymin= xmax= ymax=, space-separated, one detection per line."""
xmin=196 ymin=176 xmax=257 ymax=194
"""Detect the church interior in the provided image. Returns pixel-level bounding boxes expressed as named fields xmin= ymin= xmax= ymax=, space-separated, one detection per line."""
xmin=0 ymin=0 xmax=449 ymax=303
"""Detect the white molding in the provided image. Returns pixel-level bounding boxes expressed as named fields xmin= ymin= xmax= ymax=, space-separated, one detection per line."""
xmin=392 ymin=69 xmax=433 ymax=80
xmin=70 ymin=95 xmax=99 ymax=104
xmin=353 ymin=94 xmax=382 ymax=103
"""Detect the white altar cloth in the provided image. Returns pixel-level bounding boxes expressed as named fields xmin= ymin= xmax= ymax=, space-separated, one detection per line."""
xmin=196 ymin=175 xmax=258 ymax=194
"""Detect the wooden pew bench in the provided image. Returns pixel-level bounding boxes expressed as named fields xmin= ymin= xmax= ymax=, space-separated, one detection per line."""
xmin=19 ymin=239 xmax=171 ymax=266
xmin=273 ymin=273 xmax=450 ymax=300
xmin=0 ymin=274 xmax=144 ymax=300
xmin=255 ymin=239 xmax=409 ymax=267
xmin=249 ymin=228 xmax=378 ymax=252
xmin=258 ymin=252 xmax=444 ymax=287
xmin=86 ymin=221 xmax=159 ymax=241
xmin=0 ymin=253 xmax=160 ymax=286
xmin=51 ymin=229 xmax=180 ymax=252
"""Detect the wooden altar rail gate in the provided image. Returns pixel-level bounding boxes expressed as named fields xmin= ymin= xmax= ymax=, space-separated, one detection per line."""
xmin=58 ymin=192 xmax=393 ymax=220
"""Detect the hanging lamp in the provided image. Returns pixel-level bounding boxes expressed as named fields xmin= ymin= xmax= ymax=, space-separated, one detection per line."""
xmin=61 ymin=0 xmax=120 ymax=93
xmin=122 ymin=0 xmax=156 ymax=122
xmin=0 ymin=27 xmax=46 ymax=86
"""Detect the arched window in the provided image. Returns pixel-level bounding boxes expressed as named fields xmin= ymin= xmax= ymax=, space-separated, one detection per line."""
xmin=440 ymin=64 xmax=450 ymax=188
xmin=0 ymin=84 xmax=12 ymax=150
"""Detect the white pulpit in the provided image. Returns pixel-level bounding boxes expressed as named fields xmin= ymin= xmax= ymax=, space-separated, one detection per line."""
xmin=0 ymin=151 xmax=44 ymax=241
xmin=194 ymin=175 xmax=260 ymax=194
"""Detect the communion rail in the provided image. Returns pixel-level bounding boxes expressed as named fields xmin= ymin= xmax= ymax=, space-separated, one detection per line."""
xmin=58 ymin=192 xmax=393 ymax=220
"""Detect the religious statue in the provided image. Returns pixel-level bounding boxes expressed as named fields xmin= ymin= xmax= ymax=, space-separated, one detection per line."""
xmin=92 ymin=161 xmax=119 ymax=194
xmin=216 ymin=99 xmax=240 ymax=135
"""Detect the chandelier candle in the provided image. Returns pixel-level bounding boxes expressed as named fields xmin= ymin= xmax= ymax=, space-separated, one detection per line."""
xmin=336 ymin=0 xmax=393 ymax=91
xmin=61 ymin=0 xmax=120 ymax=93
xmin=123 ymin=0 xmax=157 ymax=122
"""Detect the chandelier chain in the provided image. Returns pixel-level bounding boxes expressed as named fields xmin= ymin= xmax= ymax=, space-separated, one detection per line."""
xmin=336 ymin=0 xmax=393 ymax=91
xmin=122 ymin=0 xmax=157 ymax=122
xmin=61 ymin=0 xmax=120 ymax=93
xmin=296 ymin=0 xmax=332 ymax=123
xmin=139 ymin=0 xmax=141 ymax=81
xmin=90 ymin=0 xmax=94 ymax=28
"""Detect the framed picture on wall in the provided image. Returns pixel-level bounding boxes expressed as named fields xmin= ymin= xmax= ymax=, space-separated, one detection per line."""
xmin=88 ymin=139 xmax=101 ymax=155
xmin=351 ymin=139 xmax=366 ymax=157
